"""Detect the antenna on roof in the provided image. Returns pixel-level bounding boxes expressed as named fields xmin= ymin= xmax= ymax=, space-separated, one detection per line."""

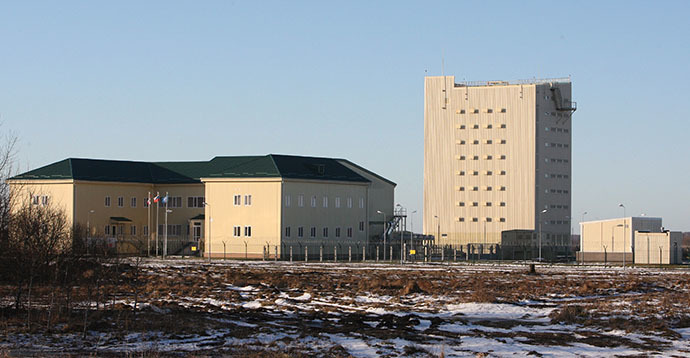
xmin=442 ymin=50 xmax=447 ymax=109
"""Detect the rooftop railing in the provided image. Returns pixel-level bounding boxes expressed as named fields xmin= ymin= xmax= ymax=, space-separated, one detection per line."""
xmin=454 ymin=77 xmax=571 ymax=87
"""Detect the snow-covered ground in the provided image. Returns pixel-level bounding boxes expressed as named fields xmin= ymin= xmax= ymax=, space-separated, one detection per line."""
xmin=2 ymin=260 xmax=690 ymax=357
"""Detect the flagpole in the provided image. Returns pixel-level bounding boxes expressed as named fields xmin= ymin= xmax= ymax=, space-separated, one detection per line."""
xmin=147 ymin=191 xmax=151 ymax=257
xmin=164 ymin=192 xmax=168 ymax=259
xmin=156 ymin=191 xmax=159 ymax=257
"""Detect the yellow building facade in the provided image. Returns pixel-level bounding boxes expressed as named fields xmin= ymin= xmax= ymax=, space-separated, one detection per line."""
xmin=9 ymin=155 xmax=395 ymax=259
xmin=424 ymin=76 xmax=575 ymax=253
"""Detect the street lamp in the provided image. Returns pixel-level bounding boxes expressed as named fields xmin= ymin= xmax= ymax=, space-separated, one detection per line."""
xmin=618 ymin=204 xmax=627 ymax=268
xmin=377 ymin=210 xmax=386 ymax=260
xmin=538 ymin=209 xmax=547 ymax=261
xmin=410 ymin=210 xmax=417 ymax=259
xmin=164 ymin=209 xmax=172 ymax=259
xmin=203 ymin=202 xmax=211 ymax=262
xmin=396 ymin=204 xmax=404 ymax=264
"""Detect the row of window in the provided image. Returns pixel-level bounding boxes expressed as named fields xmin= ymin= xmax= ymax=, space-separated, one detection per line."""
xmin=232 ymin=226 xmax=252 ymax=237
xmin=548 ymin=204 xmax=570 ymax=209
xmin=457 ymin=186 xmax=507 ymax=191
xmin=457 ymin=124 xmax=510 ymax=133
xmin=458 ymin=155 xmax=509 ymax=162
xmin=233 ymin=194 xmax=252 ymax=206
xmin=545 ymin=142 xmax=569 ymax=148
xmin=545 ymin=158 xmax=569 ymax=163
xmin=458 ymin=202 xmax=507 ymax=207
xmin=104 ymin=196 xmax=204 ymax=209
xmin=458 ymin=217 xmax=506 ymax=222
xmin=457 ymin=139 xmax=508 ymax=145
xmin=546 ymin=189 xmax=570 ymax=194
xmin=545 ymin=173 xmax=569 ymax=179
xmin=104 ymin=224 xmax=149 ymax=236
xmin=455 ymin=108 xmax=507 ymax=114
xmin=543 ymin=111 xmax=569 ymax=118
xmin=30 ymin=195 xmax=50 ymax=206
xmin=285 ymin=195 xmax=365 ymax=209
xmin=545 ymin=127 xmax=569 ymax=133
xmin=283 ymin=222 xmax=365 ymax=238
xmin=458 ymin=170 xmax=506 ymax=176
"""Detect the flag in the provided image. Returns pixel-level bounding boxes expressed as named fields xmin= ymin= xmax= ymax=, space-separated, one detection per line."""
xmin=153 ymin=194 xmax=160 ymax=203
xmin=162 ymin=195 xmax=168 ymax=204
xmin=147 ymin=198 xmax=151 ymax=206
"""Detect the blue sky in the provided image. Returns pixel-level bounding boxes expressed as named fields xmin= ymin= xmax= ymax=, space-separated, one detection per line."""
xmin=2 ymin=1 xmax=689 ymax=233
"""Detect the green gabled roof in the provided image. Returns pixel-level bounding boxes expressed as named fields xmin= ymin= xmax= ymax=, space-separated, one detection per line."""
xmin=11 ymin=154 xmax=375 ymax=184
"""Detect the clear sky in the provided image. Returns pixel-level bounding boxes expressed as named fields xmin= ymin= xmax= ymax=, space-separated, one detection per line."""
xmin=2 ymin=1 xmax=689 ymax=233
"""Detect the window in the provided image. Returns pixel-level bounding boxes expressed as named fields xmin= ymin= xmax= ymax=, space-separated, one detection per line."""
xmin=473 ymin=155 xmax=479 ymax=160
xmin=323 ymin=197 xmax=328 ymax=208
xmin=244 ymin=226 xmax=252 ymax=237
xmin=359 ymin=197 xmax=365 ymax=209
xmin=472 ymin=186 xmax=478 ymax=191
xmin=233 ymin=226 xmax=241 ymax=237
xmin=130 ymin=225 xmax=136 ymax=236
xmin=500 ymin=108 xmax=506 ymax=113
xmin=500 ymin=202 xmax=506 ymax=207
xmin=473 ymin=124 xmax=479 ymax=129
xmin=31 ymin=195 xmax=39 ymax=205
xmin=347 ymin=227 xmax=353 ymax=238
xmin=472 ymin=202 xmax=478 ymax=207
xmin=143 ymin=225 xmax=149 ymax=236
xmin=323 ymin=227 xmax=329 ymax=237
xmin=458 ymin=186 xmax=465 ymax=191
xmin=500 ymin=218 xmax=506 ymax=222
xmin=472 ymin=218 xmax=478 ymax=222
xmin=335 ymin=197 xmax=341 ymax=208
xmin=188 ymin=196 xmax=205 ymax=208
xmin=487 ymin=109 xmax=493 ymax=113
xmin=500 ymin=124 xmax=506 ymax=128
xmin=130 ymin=197 xmax=137 ymax=208
xmin=472 ymin=171 xmax=478 ymax=176
xmin=459 ymin=171 xmax=465 ymax=176
xmin=284 ymin=195 xmax=291 ymax=207
xmin=335 ymin=227 xmax=341 ymax=237
xmin=298 ymin=194 xmax=304 ymax=207
xmin=473 ymin=140 xmax=479 ymax=145
xmin=167 ymin=197 xmax=182 ymax=208
xmin=459 ymin=202 xmax=465 ymax=207
xmin=347 ymin=197 xmax=352 ymax=208
xmin=486 ymin=124 xmax=493 ymax=129
xmin=105 ymin=196 xmax=111 ymax=207
xmin=485 ymin=155 xmax=492 ymax=160
xmin=459 ymin=109 xmax=466 ymax=114
xmin=234 ymin=195 xmax=241 ymax=206
xmin=104 ymin=225 xmax=110 ymax=235
xmin=473 ymin=109 xmax=479 ymax=114
xmin=486 ymin=217 xmax=493 ymax=222
xmin=459 ymin=156 xmax=466 ymax=160
xmin=310 ymin=227 xmax=317 ymax=238
xmin=311 ymin=196 xmax=317 ymax=208
xmin=500 ymin=155 xmax=506 ymax=160
xmin=285 ymin=227 xmax=291 ymax=237
xmin=485 ymin=186 xmax=492 ymax=191
xmin=500 ymin=171 xmax=506 ymax=175
xmin=486 ymin=171 xmax=492 ymax=175
xmin=458 ymin=140 xmax=466 ymax=145
xmin=500 ymin=186 xmax=506 ymax=191
xmin=500 ymin=139 xmax=506 ymax=144
xmin=298 ymin=227 xmax=304 ymax=238
xmin=117 ymin=197 xmax=124 ymax=207
xmin=459 ymin=217 xmax=465 ymax=222
xmin=159 ymin=224 xmax=182 ymax=236
xmin=244 ymin=195 xmax=252 ymax=206
xmin=485 ymin=202 xmax=492 ymax=207
xmin=459 ymin=125 xmax=466 ymax=129
xmin=41 ymin=196 xmax=50 ymax=206
xmin=144 ymin=197 xmax=150 ymax=208
xmin=357 ymin=221 xmax=365 ymax=232
xmin=485 ymin=139 xmax=492 ymax=144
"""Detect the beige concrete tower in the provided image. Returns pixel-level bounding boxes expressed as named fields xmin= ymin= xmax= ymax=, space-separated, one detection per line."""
xmin=423 ymin=76 xmax=574 ymax=252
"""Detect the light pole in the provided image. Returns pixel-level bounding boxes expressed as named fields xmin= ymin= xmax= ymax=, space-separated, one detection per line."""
xmin=203 ymin=202 xmax=211 ymax=262
xmin=538 ymin=209 xmax=547 ymax=261
xmin=377 ymin=210 xmax=386 ymax=260
xmin=434 ymin=215 xmax=439 ymax=247
xmin=410 ymin=210 xmax=417 ymax=259
xmin=618 ymin=204 xmax=627 ymax=268
xmin=164 ymin=209 xmax=172 ymax=259
xmin=397 ymin=204 xmax=404 ymax=264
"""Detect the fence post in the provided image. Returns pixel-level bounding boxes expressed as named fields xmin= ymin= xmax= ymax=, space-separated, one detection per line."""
xmin=403 ymin=243 xmax=406 ymax=262
xmin=454 ymin=248 xmax=457 ymax=262
xmin=290 ymin=246 xmax=293 ymax=262
xmin=320 ymin=245 xmax=323 ymax=262
xmin=363 ymin=245 xmax=366 ymax=262
xmin=376 ymin=246 xmax=379 ymax=262
xmin=390 ymin=246 xmax=393 ymax=262
xmin=441 ymin=245 xmax=444 ymax=262
xmin=275 ymin=246 xmax=278 ymax=261
xmin=305 ymin=246 xmax=308 ymax=262
xmin=424 ymin=246 xmax=428 ymax=263
xmin=334 ymin=246 xmax=337 ymax=262
xmin=349 ymin=246 xmax=352 ymax=262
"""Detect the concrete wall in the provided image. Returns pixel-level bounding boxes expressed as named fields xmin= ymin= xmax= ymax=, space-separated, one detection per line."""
xmin=635 ymin=231 xmax=683 ymax=265
xmin=424 ymin=76 xmax=573 ymax=247
xmin=581 ymin=217 xmax=662 ymax=254
xmin=203 ymin=178 xmax=282 ymax=259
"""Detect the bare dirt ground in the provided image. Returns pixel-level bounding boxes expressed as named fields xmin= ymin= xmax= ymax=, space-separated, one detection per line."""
xmin=2 ymin=260 xmax=690 ymax=357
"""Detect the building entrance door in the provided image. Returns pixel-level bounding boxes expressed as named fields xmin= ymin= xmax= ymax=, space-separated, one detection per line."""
xmin=193 ymin=222 xmax=202 ymax=241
